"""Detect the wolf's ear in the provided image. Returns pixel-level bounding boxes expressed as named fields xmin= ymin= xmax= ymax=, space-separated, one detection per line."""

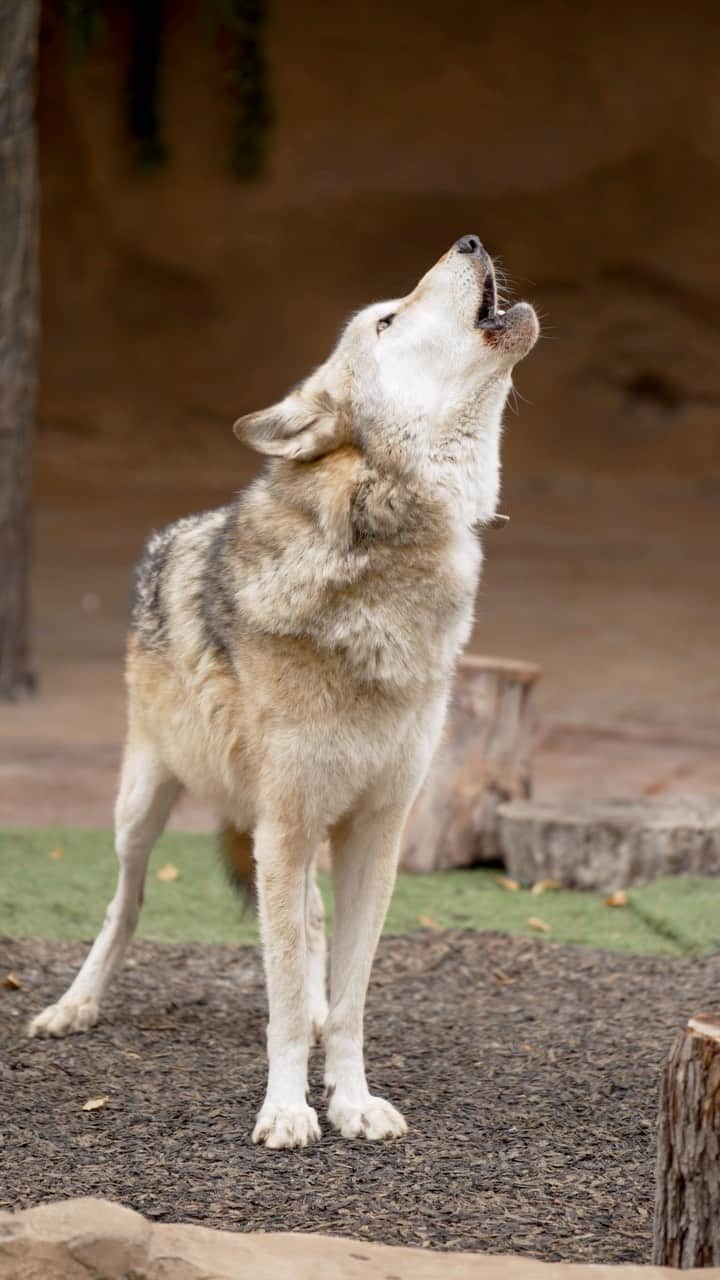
xmin=233 ymin=390 xmax=349 ymax=462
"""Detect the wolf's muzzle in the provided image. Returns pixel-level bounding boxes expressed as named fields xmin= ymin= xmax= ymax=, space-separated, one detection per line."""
xmin=454 ymin=234 xmax=497 ymax=324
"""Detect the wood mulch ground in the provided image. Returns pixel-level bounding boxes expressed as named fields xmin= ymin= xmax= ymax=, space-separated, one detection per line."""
xmin=2 ymin=931 xmax=719 ymax=1263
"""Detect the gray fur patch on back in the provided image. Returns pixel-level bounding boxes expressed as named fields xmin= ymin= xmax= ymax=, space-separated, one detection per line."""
xmin=201 ymin=504 xmax=238 ymax=662
xmin=130 ymin=526 xmax=175 ymax=649
xmin=130 ymin=510 xmax=216 ymax=652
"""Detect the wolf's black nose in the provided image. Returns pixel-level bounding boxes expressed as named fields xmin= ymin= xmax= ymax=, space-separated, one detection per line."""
xmin=456 ymin=235 xmax=481 ymax=255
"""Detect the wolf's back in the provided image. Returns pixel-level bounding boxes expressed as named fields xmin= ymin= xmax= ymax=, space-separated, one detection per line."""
xmin=129 ymin=506 xmax=233 ymax=654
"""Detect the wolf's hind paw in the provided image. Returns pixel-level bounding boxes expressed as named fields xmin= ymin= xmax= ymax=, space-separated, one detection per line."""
xmin=28 ymin=995 xmax=99 ymax=1038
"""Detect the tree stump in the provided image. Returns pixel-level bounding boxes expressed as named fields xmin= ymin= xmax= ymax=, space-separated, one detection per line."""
xmin=653 ymin=1014 xmax=720 ymax=1267
xmin=400 ymin=655 xmax=540 ymax=872
xmin=499 ymin=796 xmax=720 ymax=891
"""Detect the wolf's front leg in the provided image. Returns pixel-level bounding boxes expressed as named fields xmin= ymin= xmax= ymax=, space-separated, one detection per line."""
xmin=324 ymin=801 xmax=410 ymax=1140
xmin=252 ymin=818 xmax=322 ymax=1149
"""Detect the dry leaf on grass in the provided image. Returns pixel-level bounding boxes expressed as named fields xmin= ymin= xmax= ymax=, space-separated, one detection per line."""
xmin=605 ymin=890 xmax=628 ymax=908
xmin=493 ymin=969 xmax=514 ymax=985
xmin=2 ymin=972 xmax=21 ymax=990
xmin=156 ymin=863 xmax=180 ymax=883
xmin=418 ymin=914 xmax=442 ymax=932
xmin=528 ymin=916 xmax=551 ymax=933
xmin=48 ymin=848 xmax=63 ymax=861
xmin=82 ymin=1095 xmax=109 ymax=1112
xmin=496 ymin=876 xmax=520 ymax=892
xmin=531 ymin=879 xmax=562 ymax=896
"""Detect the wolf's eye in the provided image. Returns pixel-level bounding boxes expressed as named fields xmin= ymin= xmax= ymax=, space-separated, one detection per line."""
xmin=376 ymin=313 xmax=395 ymax=335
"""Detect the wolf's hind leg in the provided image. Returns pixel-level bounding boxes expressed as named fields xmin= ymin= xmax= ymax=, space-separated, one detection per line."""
xmin=29 ymin=743 xmax=180 ymax=1038
xmin=307 ymin=859 xmax=328 ymax=1043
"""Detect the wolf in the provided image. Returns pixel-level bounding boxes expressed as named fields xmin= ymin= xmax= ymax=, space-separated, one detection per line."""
xmin=29 ymin=236 xmax=538 ymax=1149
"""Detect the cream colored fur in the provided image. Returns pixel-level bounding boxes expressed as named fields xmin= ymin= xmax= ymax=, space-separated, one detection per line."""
xmin=29 ymin=238 xmax=538 ymax=1150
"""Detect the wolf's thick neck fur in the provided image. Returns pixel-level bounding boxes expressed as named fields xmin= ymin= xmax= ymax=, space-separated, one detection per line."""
xmin=132 ymin=382 xmax=508 ymax=702
xmin=238 ymin=379 xmax=508 ymax=684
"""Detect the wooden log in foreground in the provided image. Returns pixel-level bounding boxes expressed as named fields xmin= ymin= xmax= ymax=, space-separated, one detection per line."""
xmin=400 ymin=655 xmax=540 ymax=872
xmin=653 ymin=1013 xmax=720 ymax=1267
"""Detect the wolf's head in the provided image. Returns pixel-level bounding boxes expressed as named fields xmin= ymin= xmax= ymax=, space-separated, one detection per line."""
xmin=234 ymin=236 xmax=538 ymax=479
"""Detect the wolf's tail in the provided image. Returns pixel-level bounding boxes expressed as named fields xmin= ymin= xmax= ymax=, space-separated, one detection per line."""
xmin=219 ymin=824 xmax=257 ymax=910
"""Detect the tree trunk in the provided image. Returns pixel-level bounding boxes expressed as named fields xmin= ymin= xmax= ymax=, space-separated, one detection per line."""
xmin=653 ymin=1014 xmax=720 ymax=1267
xmin=401 ymin=655 xmax=540 ymax=872
xmin=0 ymin=1 xmax=39 ymax=699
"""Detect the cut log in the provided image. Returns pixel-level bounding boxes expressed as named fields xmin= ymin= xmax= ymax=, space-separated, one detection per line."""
xmin=653 ymin=1013 xmax=720 ymax=1267
xmin=400 ymin=655 xmax=540 ymax=872
xmin=499 ymin=795 xmax=720 ymax=891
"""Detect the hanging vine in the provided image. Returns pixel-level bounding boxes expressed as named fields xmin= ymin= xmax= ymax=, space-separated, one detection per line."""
xmin=209 ymin=0 xmax=273 ymax=179
xmin=62 ymin=0 xmax=104 ymax=63
xmin=59 ymin=0 xmax=273 ymax=178
xmin=127 ymin=0 xmax=167 ymax=169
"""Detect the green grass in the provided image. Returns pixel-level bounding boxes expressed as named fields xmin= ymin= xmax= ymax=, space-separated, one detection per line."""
xmin=1 ymin=826 xmax=719 ymax=955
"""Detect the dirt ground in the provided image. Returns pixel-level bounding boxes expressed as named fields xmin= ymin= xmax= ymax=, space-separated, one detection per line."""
xmin=3 ymin=929 xmax=719 ymax=1262
xmin=1 ymin=445 xmax=718 ymax=830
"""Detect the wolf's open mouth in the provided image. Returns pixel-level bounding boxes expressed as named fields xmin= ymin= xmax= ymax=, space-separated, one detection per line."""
xmin=475 ymin=272 xmax=498 ymax=327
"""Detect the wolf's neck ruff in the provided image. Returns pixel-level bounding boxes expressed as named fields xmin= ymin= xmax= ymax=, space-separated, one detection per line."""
xmin=131 ymin=443 xmax=482 ymax=698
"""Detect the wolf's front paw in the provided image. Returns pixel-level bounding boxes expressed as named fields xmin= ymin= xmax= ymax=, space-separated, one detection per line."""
xmin=327 ymin=1092 xmax=407 ymax=1141
xmin=252 ymin=1102 xmax=321 ymax=1150
xmin=28 ymin=995 xmax=99 ymax=1038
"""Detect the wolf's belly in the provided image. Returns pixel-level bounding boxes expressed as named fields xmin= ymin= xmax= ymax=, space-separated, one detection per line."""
xmin=126 ymin=629 xmax=450 ymax=828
